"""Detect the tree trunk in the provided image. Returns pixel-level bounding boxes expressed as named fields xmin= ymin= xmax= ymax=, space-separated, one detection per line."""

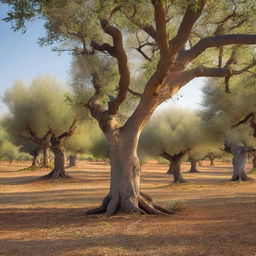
xmin=230 ymin=144 xmax=252 ymax=181
xmin=44 ymin=139 xmax=68 ymax=179
xmin=171 ymin=158 xmax=186 ymax=183
xmin=87 ymin=130 xmax=174 ymax=216
xmin=30 ymin=151 xmax=40 ymax=168
xmin=189 ymin=158 xmax=199 ymax=173
xmin=67 ymin=155 xmax=77 ymax=168
xmin=161 ymin=152 xmax=186 ymax=182
xmin=209 ymin=156 xmax=215 ymax=167
xmin=42 ymin=146 xmax=49 ymax=167
xmin=166 ymin=161 xmax=174 ymax=174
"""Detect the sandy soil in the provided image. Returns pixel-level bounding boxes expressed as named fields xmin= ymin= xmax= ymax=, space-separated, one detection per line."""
xmin=0 ymin=160 xmax=256 ymax=256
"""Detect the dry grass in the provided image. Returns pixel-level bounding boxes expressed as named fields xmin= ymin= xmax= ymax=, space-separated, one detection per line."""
xmin=0 ymin=160 xmax=256 ymax=256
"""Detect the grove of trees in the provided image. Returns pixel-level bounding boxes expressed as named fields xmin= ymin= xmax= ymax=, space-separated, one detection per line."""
xmin=1 ymin=0 xmax=256 ymax=215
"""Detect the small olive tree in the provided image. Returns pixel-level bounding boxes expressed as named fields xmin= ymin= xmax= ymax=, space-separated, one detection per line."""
xmin=139 ymin=108 xmax=214 ymax=183
xmin=2 ymin=75 xmax=80 ymax=178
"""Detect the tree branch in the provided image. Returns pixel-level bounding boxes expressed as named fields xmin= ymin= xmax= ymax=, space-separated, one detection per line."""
xmin=58 ymin=118 xmax=78 ymax=141
xmin=232 ymin=112 xmax=255 ymax=128
xmin=182 ymin=34 xmax=256 ymax=63
xmin=168 ymin=0 xmax=205 ymax=55
xmin=99 ymin=19 xmax=130 ymax=115
xmin=151 ymin=0 xmax=169 ymax=56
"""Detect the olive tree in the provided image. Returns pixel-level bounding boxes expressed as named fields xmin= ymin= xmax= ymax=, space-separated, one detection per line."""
xmin=200 ymin=76 xmax=256 ymax=181
xmin=3 ymin=0 xmax=256 ymax=214
xmin=65 ymin=122 xmax=103 ymax=167
xmin=2 ymin=76 xmax=79 ymax=178
xmin=139 ymin=108 xmax=212 ymax=183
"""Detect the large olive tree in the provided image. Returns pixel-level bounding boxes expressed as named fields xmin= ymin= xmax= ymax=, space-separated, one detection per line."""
xmin=3 ymin=0 xmax=256 ymax=214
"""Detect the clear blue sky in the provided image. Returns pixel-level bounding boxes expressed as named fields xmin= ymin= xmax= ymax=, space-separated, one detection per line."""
xmin=0 ymin=6 xmax=72 ymax=114
xmin=0 ymin=5 xmax=204 ymax=115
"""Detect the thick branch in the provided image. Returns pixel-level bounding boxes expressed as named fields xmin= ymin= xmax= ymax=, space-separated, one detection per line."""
xmin=151 ymin=0 xmax=169 ymax=55
xmin=26 ymin=126 xmax=51 ymax=145
xmin=99 ymin=19 xmax=130 ymax=115
xmin=182 ymin=34 xmax=256 ymax=63
xmin=58 ymin=118 xmax=77 ymax=141
xmin=169 ymin=0 xmax=205 ymax=55
xmin=232 ymin=112 xmax=255 ymax=128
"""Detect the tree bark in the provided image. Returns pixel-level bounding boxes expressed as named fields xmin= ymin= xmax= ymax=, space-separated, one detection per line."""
xmin=230 ymin=144 xmax=252 ymax=181
xmin=171 ymin=158 xmax=187 ymax=183
xmin=67 ymin=155 xmax=77 ymax=168
xmin=87 ymin=129 xmax=174 ymax=215
xmin=42 ymin=145 xmax=49 ymax=167
xmin=166 ymin=161 xmax=174 ymax=174
xmin=44 ymin=138 xmax=68 ymax=178
xmin=189 ymin=158 xmax=199 ymax=173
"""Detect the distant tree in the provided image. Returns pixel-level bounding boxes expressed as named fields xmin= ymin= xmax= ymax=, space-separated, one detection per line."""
xmin=65 ymin=122 xmax=102 ymax=167
xmin=139 ymin=109 xmax=214 ymax=183
xmin=0 ymin=126 xmax=21 ymax=163
xmin=3 ymin=0 xmax=256 ymax=214
xmin=200 ymin=76 xmax=256 ymax=181
xmin=2 ymin=76 xmax=80 ymax=178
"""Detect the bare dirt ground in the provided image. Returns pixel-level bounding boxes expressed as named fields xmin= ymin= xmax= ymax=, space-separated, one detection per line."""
xmin=0 ymin=160 xmax=256 ymax=256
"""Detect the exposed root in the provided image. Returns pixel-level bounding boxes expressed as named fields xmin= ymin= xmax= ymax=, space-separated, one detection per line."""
xmin=106 ymin=196 xmax=120 ymax=216
xmin=86 ymin=195 xmax=111 ymax=214
xmin=138 ymin=196 xmax=167 ymax=215
xmin=86 ymin=191 xmax=173 ymax=216
xmin=43 ymin=168 xmax=70 ymax=179
xmin=153 ymin=204 xmax=175 ymax=214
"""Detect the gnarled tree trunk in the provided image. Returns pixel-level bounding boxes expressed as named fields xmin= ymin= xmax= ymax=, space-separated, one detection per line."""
xmin=44 ymin=138 xmax=68 ymax=178
xmin=87 ymin=128 xmax=174 ymax=216
xmin=67 ymin=155 xmax=77 ymax=168
xmin=172 ymin=157 xmax=186 ymax=184
xmin=230 ymin=144 xmax=252 ymax=181
xmin=188 ymin=157 xmax=199 ymax=173
xmin=161 ymin=152 xmax=187 ymax=183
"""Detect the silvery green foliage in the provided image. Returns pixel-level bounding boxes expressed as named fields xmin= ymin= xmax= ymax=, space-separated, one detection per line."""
xmin=2 ymin=75 xmax=77 ymax=139
xmin=200 ymin=75 xmax=256 ymax=148
xmin=0 ymin=125 xmax=20 ymax=161
xmin=139 ymin=108 xmax=218 ymax=160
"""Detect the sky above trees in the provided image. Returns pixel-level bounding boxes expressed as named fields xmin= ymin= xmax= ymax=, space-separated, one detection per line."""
xmin=0 ymin=5 xmax=204 ymax=115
